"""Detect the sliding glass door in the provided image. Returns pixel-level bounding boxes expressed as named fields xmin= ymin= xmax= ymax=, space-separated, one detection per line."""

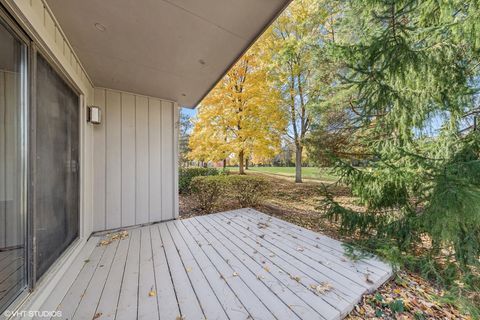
xmin=0 ymin=5 xmax=81 ymax=313
xmin=0 ymin=16 xmax=27 ymax=314
xmin=34 ymin=54 xmax=80 ymax=280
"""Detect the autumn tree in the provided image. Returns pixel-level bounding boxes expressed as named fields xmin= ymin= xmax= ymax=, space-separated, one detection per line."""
xmin=188 ymin=44 xmax=286 ymax=174
xmin=265 ymin=0 xmax=337 ymax=182
xmin=178 ymin=111 xmax=193 ymax=167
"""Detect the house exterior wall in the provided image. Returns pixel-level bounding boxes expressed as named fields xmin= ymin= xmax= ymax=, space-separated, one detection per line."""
xmin=92 ymin=88 xmax=179 ymax=232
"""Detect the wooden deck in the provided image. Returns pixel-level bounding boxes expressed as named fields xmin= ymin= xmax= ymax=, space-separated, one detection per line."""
xmin=38 ymin=209 xmax=392 ymax=320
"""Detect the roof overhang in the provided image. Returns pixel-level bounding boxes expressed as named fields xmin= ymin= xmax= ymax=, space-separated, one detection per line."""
xmin=46 ymin=0 xmax=292 ymax=108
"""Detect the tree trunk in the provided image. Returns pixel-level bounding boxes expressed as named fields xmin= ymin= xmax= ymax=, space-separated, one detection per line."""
xmin=295 ymin=143 xmax=303 ymax=183
xmin=239 ymin=150 xmax=245 ymax=175
xmin=223 ymin=159 xmax=227 ymax=169
xmin=245 ymin=158 xmax=249 ymax=170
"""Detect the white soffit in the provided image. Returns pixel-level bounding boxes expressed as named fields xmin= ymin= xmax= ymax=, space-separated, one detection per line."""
xmin=45 ymin=0 xmax=291 ymax=108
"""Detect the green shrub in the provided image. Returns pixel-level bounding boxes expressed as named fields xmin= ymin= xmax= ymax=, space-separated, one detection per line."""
xmin=227 ymin=175 xmax=269 ymax=207
xmin=190 ymin=176 xmax=228 ymax=212
xmin=179 ymin=167 xmax=219 ymax=193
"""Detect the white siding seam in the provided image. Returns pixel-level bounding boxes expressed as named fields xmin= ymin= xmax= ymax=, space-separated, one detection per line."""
xmin=104 ymin=90 xmax=107 ymax=230
xmin=159 ymin=101 xmax=163 ymax=221
xmin=172 ymin=104 xmax=175 ymax=220
xmin=119 ymin=93 xmax=123 ymax=228
xmin=134 ymin=96 xmax=137 ymax=226
xmin=147 ymin=99 xmax=151 ymax=224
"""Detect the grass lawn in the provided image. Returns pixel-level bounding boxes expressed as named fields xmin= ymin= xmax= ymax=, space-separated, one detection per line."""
xmin=243 ymin=166 xmax=338 ymax=181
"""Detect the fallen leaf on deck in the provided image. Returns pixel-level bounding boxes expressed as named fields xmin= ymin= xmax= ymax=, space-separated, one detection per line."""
xmin=290 ymin=275 xmax=301 ymax=282
xmin=148 ymin=290 xmax=156 ymax=297
xmin=232 ymin=272 xmax=239 ymax=277
xmin=98 ymin=230 xmax=129 ymax=246
xmin=310 ymin=282 xmax=333 ymax=294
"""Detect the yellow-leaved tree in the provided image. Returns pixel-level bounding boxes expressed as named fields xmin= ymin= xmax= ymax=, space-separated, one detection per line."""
xmin=188 ymin=43 xmax=286 ymax=174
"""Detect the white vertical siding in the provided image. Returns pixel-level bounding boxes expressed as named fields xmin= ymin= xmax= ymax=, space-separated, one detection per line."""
xmin=135 ymin=96 xmax=149 ymax=225
xmin=93 ymin=88 xmax=179 ymax=232
xmin=105 ymin=91 xmax=122 ymax=229
xmin=161 ymin=101 xmax=175 ymax=221
xmin=121 ymin=93 xmax=136 ymax=227
xmin=148 ymin=99 xmax=162 ymax=222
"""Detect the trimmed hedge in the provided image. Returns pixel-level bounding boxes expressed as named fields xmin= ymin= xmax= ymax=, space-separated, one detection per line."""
xmin=227 ymin=175 xmax=270 ymax=207
xmin=190 ymin=175 xmax=228 ymax=212
xmin=179 ymin=167 xmax=219 ymax=193
xmin=190 ymin=174 xmax=269 ymax=212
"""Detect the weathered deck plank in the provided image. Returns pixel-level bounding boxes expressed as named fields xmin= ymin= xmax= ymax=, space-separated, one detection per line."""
xmin=172 ymin=221 xmax=248 ymax=320
xmin=95 ymin=234 xmax=131 ymax=320
xmin=182 ymin=219 xmax=275 ymax=319
xmin=115 ymin=228 xmax=141 ymax=320
xmin=197 ymin=216 xmax=334 ymax=320
xmin=137 ymin=226 xmax=159 ymax=320
xmin=149 ymin=225 xmax=180 ymax=319
xmin=39 ymin=210 xmax=392 ymax=320
xmin=226 ymin=212 xmax=375 ymax=288
xmin=165 ymin=221 xmax=228 ymax=320
xmin=205 ymin=214 xmax=352 ymax=316
xmin=158 ymin=223 xmax=203 ymax=319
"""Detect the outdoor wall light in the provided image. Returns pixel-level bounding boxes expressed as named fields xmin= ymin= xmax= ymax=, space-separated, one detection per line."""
xmin=87 ymin=106 xmax=102 ymax=124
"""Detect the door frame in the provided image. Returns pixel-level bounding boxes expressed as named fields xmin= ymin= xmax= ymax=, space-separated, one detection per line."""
xmin=0 ymin=3 xmax=30 ymax=310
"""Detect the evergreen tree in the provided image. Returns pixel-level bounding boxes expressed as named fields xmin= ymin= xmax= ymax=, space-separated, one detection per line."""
xmin=319 ymin=0 xmax=480 ymax=272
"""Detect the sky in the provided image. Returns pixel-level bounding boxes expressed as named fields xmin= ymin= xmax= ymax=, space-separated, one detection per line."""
xmin=181 ymin=107 xmax=197 ymax=119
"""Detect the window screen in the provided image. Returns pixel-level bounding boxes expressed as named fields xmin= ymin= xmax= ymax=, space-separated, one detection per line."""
xmin=35 ymin=54 xmax=79 ymax=280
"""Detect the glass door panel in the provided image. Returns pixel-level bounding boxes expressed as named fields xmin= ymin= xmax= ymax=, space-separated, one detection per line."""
xmin=34 ymin=54 xmax=79 ymax=280
xmin=0 ymin=17 xmax=27 ymax=314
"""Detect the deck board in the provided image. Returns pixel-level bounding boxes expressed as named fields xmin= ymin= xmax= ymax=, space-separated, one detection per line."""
xmin=115 ymin=228 xmax=140 ymax=320
xmin=40 ymin=209 xmax=392 ymax=320
xmin=205 ymin=214 xmax=350 ymax=316
xmin=197 ymin=216 xmax=331 ymax=320
xmin=226 ymin=213 xmax=374 ymax=289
